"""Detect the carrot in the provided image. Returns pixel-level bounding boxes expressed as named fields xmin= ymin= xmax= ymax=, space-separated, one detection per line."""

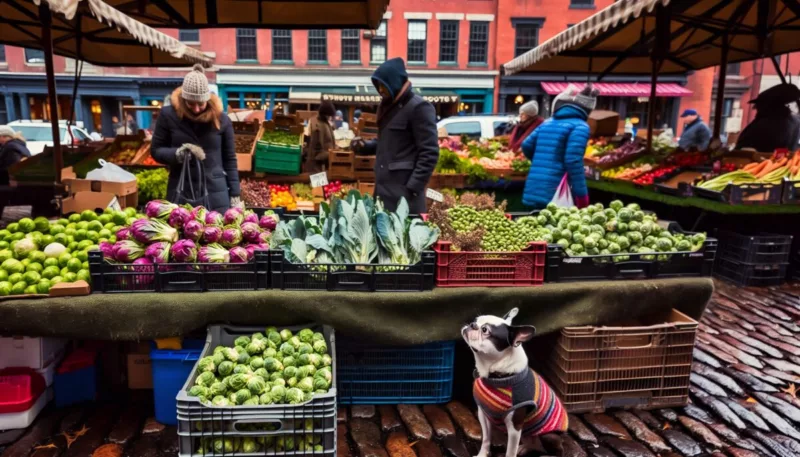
xmin=743 ymin=162 xmax=759 ymax=172
xmin=776 ymin=157 xmax=789 ymax=167
xmin=751 ymin=160 xmax=769 ymax=176
xmin=757 ymin=161 xmax=783 ymax=178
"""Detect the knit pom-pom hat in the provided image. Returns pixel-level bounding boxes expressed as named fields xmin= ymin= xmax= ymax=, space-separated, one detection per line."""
xmin=181 ymin=64 xmax=211 ymax=103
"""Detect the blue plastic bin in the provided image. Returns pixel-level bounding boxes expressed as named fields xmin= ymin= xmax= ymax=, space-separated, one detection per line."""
xmin=54 ymin=349 xmax=97 ymax=408
xmin=150 ymin=340 xmax=204 ymax=425
xmin=336 ymin=339 xmax=455 ymax=404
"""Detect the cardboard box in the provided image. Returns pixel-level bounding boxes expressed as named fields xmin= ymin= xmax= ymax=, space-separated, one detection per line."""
xmin=127 ymin=353 xmax=153 ymax=389
xmin=61 ymin=178 xmax=138 ymax=214
xmin=49 ymin=280 xmax=91 ymax=297
xmin=589 ymin=110 xmax=620 ymax=137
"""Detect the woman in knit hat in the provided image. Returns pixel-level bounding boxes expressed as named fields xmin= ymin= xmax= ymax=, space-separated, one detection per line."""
xmin=151 ymin=64 xmax=242 ymax=212
xmin=507 ymin=100 xmax=544 ymax=153
xmin=0 ymin=126 xmax=31 ymax=185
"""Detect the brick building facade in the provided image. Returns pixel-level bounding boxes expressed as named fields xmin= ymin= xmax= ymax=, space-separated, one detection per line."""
xmin=0 ymin=0 xmax=716 ymax=137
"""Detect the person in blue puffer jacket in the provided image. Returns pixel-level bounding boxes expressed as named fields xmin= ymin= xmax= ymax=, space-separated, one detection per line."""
xmin=521 ymin=85 xmax=598 ymax=209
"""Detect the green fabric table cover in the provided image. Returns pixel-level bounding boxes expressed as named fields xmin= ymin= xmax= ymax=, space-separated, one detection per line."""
xmin=0 ymin=278 xmax=713 ymax=344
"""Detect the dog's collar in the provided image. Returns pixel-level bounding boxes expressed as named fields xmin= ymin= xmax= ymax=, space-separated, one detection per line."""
xmin=474 ymin=368 xmax=530 ymax=387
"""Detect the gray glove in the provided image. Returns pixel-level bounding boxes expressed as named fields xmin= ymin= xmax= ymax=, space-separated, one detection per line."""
xmin=230 ymin=196 xmax=245 ymax=210
xmin=176 ymin=143 xmax=206 ymax=163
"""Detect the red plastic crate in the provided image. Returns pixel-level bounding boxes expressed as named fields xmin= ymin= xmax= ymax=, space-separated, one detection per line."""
xmin=0 ymin=367 xmax=45 ymax=414
xmin=434 ymin=241 xmax=547 ymax=287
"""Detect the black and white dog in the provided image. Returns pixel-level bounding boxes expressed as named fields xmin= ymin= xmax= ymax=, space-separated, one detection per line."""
xmin=463 ymin=308 xmax=568 ymax=457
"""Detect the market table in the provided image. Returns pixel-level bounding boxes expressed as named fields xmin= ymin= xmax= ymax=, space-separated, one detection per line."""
xmin=0 ymin=278 xmax=713 ymax=343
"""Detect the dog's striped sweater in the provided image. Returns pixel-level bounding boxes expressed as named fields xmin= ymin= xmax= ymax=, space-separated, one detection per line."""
xmin=473 ymin=368 xmax=568 ymax=436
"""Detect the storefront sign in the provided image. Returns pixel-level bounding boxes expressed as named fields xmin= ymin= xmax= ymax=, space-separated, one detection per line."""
xmin=320 ymin=93 xmax=459 ymax=104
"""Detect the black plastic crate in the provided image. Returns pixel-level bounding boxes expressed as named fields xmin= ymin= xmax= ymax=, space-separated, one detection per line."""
xmin=782 ymin=178 xmax=800 ymax=204
xmin=88 ymin=250 xmax=269 ymax=293
xmin=693 ymin=182 xmax=782 ymax=205
xmin=714 ymin=257 xmax=788 ymax=287
xmin=652 ymin=167 xmax=708 ymax=197
xmin=715 ymin=231 xmax=793 ymax=264
xmin=268 ymin=251 xmax=435 ymax=292
xmin=545 ymin=223 xmax=716 ymax=283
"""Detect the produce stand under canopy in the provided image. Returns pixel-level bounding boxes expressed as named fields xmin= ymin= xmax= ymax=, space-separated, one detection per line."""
xmin=0 ymin=278 xmax=712 ymax=343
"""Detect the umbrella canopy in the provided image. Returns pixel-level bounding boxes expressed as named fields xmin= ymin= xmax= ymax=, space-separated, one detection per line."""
xmin=503 ymin=0 xmax=800 ymax=76
xmin=96 ymin=0 xmax=388 ymax=29
xmin=1 ymin=0 xmax=212 ymax=67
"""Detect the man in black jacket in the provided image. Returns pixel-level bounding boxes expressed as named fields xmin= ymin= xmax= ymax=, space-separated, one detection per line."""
xmin=352 ymin=58 xmax=439 ymax=214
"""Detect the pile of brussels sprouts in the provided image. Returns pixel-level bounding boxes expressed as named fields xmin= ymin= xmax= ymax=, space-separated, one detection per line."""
xmin=187 ymin=327 xmax=333 ymax=406
xmin=195 ymin=420 xmax=324 ymax=455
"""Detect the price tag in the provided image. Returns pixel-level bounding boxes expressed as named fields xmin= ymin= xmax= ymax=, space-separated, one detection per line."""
xmin=107 ymin=197 xmax=122 ymax=211
xmin=310 ymin=172 xmax=328 ymax=188
xmin=426 ymin=188 xmax=444 ymax=202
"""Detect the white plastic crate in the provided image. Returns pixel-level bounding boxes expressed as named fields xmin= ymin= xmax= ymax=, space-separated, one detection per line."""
xmin=0 ymin=337 xmax=68 ymax=370
xmin=0 ymin=387 xmax=52 ymax=430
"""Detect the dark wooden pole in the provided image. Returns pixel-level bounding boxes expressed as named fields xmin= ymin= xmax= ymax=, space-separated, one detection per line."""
xmin=41 ymin=3 xmax=63 ymax=185
xmin=646 ymin=57 xmax=660 ymax=152
xmin=713 ymin=33 xmax=729 ymax=140
xmin=647 ymin=3 xmax=669 ymax=152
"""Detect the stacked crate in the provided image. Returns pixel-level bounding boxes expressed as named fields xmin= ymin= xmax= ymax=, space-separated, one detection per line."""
xmin=714 ymin=230 xmax=792 ymax=286
xmin=327 ymin=151 xmax=354 ymax=180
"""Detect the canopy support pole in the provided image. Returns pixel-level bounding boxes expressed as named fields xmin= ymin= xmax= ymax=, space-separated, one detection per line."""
xmin=40 ymin=3 xmax=63 ymax=185
xmin=646 ymin=58 xmax=662 ymax=153
xmin=713 ymin=33 xmax=729 ymax=140
xmin=771 ymin=55 xmax=788 ymax=84
xmin=647 ymin=3 xmax=670 ymax=152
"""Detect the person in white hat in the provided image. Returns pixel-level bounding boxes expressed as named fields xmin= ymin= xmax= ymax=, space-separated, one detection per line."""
xmin=0 ymin=126 xmax=31 ymax=185
xmin=151 ymin=64 xmax=242 ymax=211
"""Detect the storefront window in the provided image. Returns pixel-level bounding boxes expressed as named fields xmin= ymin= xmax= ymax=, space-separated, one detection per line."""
xmin=371 ymin=21 xmax=388 ymax=64
xmin=624 ymin=97 xmax=668 ymax=129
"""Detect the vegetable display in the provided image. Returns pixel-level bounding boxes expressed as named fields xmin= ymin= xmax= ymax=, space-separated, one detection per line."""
xmin=105 ymin=200 xmax=278 ymax=266
xmin=134 ymin=168 xmax=169 ymax=202
xmin=271 ymin=191 xmax=439 ymax=267
xmin=185 ymin=327 xmax=333 ymax=406
xmin=269 ymin=185 xmax=297 ymax=211
xmin=261 ymin=130 xmax=301 ymax=146
xmin=0 ymin=209 xmax=140 ymax=296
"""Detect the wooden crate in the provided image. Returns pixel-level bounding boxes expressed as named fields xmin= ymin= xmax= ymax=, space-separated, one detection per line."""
xmin=429 ymin=174 xmax=466 ymax=189
xmin=354 ymin=155 xmax=376 ymax=181
xmin=358 ymin=181 xmax=375 ymax=197
xmin=328 ymin=150 xmax=354 ymax=180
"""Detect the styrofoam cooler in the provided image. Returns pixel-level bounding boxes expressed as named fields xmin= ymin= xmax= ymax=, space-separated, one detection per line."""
xmin=0 ymin=367 xmax=51 ymax=430
xmin=0 ymin=337 xmax=68 ymax=370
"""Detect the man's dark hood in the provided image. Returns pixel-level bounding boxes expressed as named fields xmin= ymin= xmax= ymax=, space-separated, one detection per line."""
xmin=371 ymin=57 xmax=408 ymax=100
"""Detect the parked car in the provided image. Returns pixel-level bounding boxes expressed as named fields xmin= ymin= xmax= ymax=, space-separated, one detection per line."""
xmin=437 ymin=115 xmax=516 ymax=139
xmin=6 ymin=121 xmax=91 ymax=155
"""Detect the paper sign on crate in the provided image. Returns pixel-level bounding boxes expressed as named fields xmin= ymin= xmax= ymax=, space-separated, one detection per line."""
xmin=310 ymin=172 xmax=329 ymax=188
xmin=426 ymin=188 xmax=444 ymax=202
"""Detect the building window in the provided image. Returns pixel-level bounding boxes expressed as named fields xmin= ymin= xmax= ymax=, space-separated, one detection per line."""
xmin=236 ymin=29 xmax=258 ymax=61
xmin=0 ymin=46 xmax=5 ymax=63
xmin=407 ymin=20 xmax=427 ymax=64
xmin=570 ymin=0 xmax=595 ymax=7
xmin=25 ymin=49 xmax=45 ymax=64
xmin=514 ymin=24 xmax=540 ymax=57
xmin=720 ymin=98 xmax=734 ymax=134
xmin=439 ymin=20 xmax=458 ymax=64
xmin=726 ymin=62 xmax=741 ymax=76
xmin=308 ymin=30 xmax=327 ymax=62
xmin=341 ymin=29 xmax=360 ymax=62
xmin=179 ymin=29 xmax=200 ymax=43
xmin=468 ymin=22 xmax=489 ymax=64
xmin=371 ymin=20 xmax=388 ymax=63
xmin=272 ymin=30 xmax=292 ymax=62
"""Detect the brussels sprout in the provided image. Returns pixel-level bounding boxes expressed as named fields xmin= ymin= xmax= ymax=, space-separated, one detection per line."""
xmin=267 ymin=331 xmax=282 ymax=346
xmin=297 ymin=343 xmax=314 ymax=355
xmin=223 ymin=347 xmax=239 ymax=362
xmin=271 ymin=385 xmax=287 ymax=403
xmin=283 ymin=356 xmax=296 ymax=367
xmin=607 ymin=242 xmax=621 ymax=254
xmin=297 ymin=377 xmax=315 ymax=393
xmin=211 ymin=395 xmax=230 ymax=407
xmin=315 ymin=367 xmax=332 ymax=384
xmin=297 ymin=353 xmax=311 ymax=366
xmin=691 ymin=233 xmax=706 ymax=245
xmin=196 ymin=357 xmax=216 ymax=375
xmin=242 ymin=437 xmax=259 ymax=452
xmin=657 ymin=237 xmax=673 ymax=251
xmin=280 ymin=342 xmax=295 ymax=357
xmin=308 ymin=353 xmax=323 ymax=368
xmin=264 ymin=347 xmax=278 ymax=359
xmin=640 ymin=222 xmax=653 ymax=236
xmin=228 ymin=373 xmax=249 ymax=391
xmin=303 ymin=391 xmax=314 ymax=402
xmin=213 ymin=345 xmax=226 ymax=355
xmin=314 ymin=376 xmax=330 ymax=392
xmin=247 ymin=376 xmax=267 ymax=395
xmin=321 ymin=354 xmax=332 ymax=367
xmin=289 ymin=336 xmax=302 ymax=349
xmin=569 ymin=244 xmax=584 ymax=254
xmin=280 ymin=329 xmax=293 ymax=342
xmin=272 ymin=377 xmax=286 ymax=387
xmin=251 ymin=332 xmax=266 ymax=341
xmin=297 ymin=328 xmax=314 ymax=344
xmin=265 ymin=326 xmax=278 ymax=334
xmin=233 ymin=364 xmax=253 ymax=375
xmin=617 ymin=236 xmax=630 ymax=250
xmin=259 ymin=392 xmax=273 ymax=405
xmin=209 ymin=381 xmax=227 ymax=397
xmin=254 ymin=368 xmax=269 ymax=379
xmin=567 ymin=221 xmax=580 ymax=232
xmin=234 ymin=336 xmax=252 ymax=347
xmin=237 ymin=351 xmax=251 ymax=365
xmin=312 ymin=332 xmax=324 ymax=342
xmin=212 ymin=438 xmax=236 ymax=454
xmin=217 ymin=361 xmax=235 ymax=377
xmin=572 ymin=233 xmax=585 ymax=245
xmin=234 ymin=388 xmax=252 ymax=405
xmin=295 ymin=366 xmax=309 ymax=379
xmin=284 ymin=366 xmax=298 ymax=379
xmin=188 ymin=385 xmax=209 ymax=397
xmin=609 ymin=200 xmax=624 ymax=211
xmin=243 ymin=397 xmax=260 ymax=406
xmin=632 ymin=210 xmax=644 ymax=222
xmin=195 ymin=371 xmax=216 ymax=387
xmin=304 ymin=364 xmax=317 ymax=376
xmin=287 ymin=377 xmax=298 ymax=388
xmin=211 ymin=352 xmax=225 ymax=368
xmin=557 ymin=239 xmax=569 ymax=249
xmin=597 ymin=239 xmax=609 ymax=250
xmin=313 ymin=340 xmax=328 ymax=355
xmin=249 ymin=356 xmax=265 ymax=370
xmin=617 ymin=222 xmax=629 ymax=233
xmin=247 ymin=339 xmax=267 ymax=356
xmin=628 ymin=221 xmax=641 ymax=233
xmin=286 ymin=387 xmax=305 ymax=404
xmin=605 ymin=220 xmax=618 ymax=233
xmin=269 ymin=371 xmax=284 ymax=382
xmin=628 ymin=232 xmax=643 ymax=245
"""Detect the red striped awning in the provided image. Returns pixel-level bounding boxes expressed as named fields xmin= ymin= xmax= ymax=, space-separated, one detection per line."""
xmin=541 ymin=82 xmax=692 ymax=97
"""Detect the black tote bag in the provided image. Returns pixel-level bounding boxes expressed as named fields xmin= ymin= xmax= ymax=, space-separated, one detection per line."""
xmin=173 ymin=154 xmax=210 ymax=208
